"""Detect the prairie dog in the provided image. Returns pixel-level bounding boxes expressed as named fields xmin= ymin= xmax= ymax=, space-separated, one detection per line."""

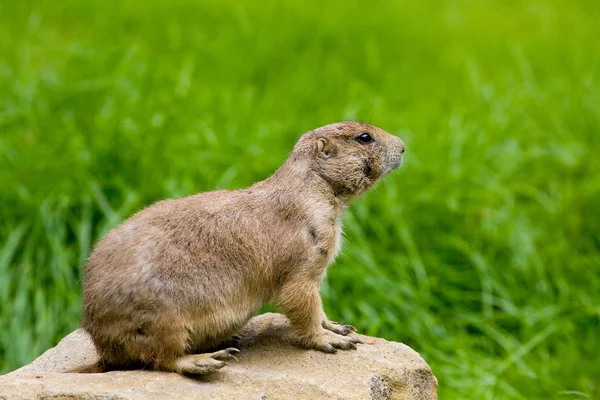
xmin=78 ymin=121 xmax=405 ymax=375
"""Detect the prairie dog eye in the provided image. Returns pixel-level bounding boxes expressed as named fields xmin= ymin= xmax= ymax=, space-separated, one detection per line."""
xmin=356 ymin=133 xmax=374 ymax=144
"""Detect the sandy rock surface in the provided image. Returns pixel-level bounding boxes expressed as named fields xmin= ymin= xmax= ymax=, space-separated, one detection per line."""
xmin=0 ymin=313 xmax=437 ymax=400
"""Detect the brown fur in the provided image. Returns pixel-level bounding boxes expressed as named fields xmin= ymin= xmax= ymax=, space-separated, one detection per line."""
xmin=77 ymin=121 xmax=405 ymax=375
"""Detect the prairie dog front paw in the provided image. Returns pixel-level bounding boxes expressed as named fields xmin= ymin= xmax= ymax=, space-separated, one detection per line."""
xmin=301 ymin=330 xmax=362 ymax=353
xmin=322 ymin=320 xmax=357 ymax=336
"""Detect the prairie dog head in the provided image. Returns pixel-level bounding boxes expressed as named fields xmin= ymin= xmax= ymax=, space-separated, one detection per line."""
xmin=294 ymin=121 xmax=405 ymax=199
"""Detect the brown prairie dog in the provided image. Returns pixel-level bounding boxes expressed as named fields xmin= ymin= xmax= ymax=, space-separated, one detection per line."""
xmin=77 ymin=121 xmax=405 ymax=375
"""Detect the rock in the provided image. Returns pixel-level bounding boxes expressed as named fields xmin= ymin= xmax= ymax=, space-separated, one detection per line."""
xmin=0 ymin=313 xmax=437 ymax=400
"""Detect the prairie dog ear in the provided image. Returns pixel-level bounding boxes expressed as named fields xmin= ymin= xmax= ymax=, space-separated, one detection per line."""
xmin=316 ymin=137 xmax=337 ymax=159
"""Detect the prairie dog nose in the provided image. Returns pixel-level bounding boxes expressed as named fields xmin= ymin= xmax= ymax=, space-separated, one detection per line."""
xmin=396 ymin=137 xmax=406 ymax=154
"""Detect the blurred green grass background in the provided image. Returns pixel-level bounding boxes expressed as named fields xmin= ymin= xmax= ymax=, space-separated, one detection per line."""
xmin=1 ymin=0 xmax=599 ymax=398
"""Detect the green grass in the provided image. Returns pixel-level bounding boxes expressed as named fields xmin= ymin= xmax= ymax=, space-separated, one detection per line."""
xmin=1 ymin=0 xmax=599 ymax=398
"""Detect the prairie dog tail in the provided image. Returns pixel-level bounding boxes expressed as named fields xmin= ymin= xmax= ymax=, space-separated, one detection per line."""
xmin=67 ymin=361 xmax=105 ymax=373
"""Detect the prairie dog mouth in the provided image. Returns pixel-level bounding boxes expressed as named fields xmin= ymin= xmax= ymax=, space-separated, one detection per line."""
xmin=391 ymin=156 xmax=403 ymax=170
xmin=385 ymin=137 xmax=405 ymax=173
xmin=385 ymin=153 xmax=403 ymax=173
